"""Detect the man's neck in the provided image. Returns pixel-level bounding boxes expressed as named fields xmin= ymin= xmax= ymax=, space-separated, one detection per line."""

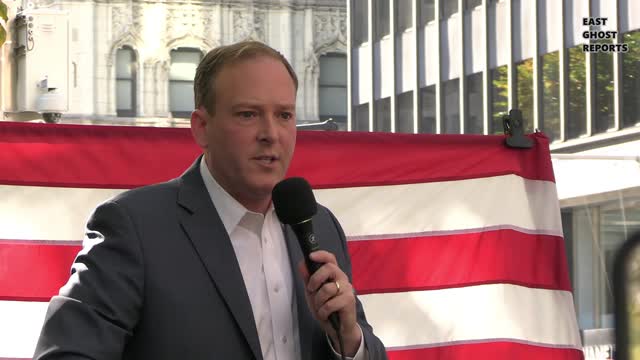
xmin=236 ymin=196 xmax=272 ymax=215
xmin=204 ymin=155 xmax=272 ymax=215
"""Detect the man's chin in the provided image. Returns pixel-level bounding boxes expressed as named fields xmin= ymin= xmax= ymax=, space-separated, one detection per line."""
xmin=248 ymin=180 xmax=281 ymax=197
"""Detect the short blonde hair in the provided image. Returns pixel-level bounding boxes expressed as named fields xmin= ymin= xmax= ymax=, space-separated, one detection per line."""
xmin=194 ymin=41 xmax=299 ymax=114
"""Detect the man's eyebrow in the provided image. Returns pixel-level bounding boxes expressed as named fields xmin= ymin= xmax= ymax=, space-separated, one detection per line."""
xmin=278 ymin=104 xmax=296 ymax=111
xmin=230 ymin=103 xmax=296 ymax=110
xmin=230 ymin=102 xmax=260 ymax=109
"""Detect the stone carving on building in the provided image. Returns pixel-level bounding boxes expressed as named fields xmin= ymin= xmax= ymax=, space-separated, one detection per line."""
xmin=164 ymin=4 xmax=217 ymax=48
xmin=313 ymin=9 xmax=346 ymax=52
xmin=111 ymin=3 xmax=145 ymax=43
xmin=106 ymin=34 xmax=141 ymax=67
xmin=112 ymin=6 xmax=132 ymax=40
xmin=203 ymin=7 xmax=215 ymax=38
xmin=166 ymin=7 xmax=192 ymax=40
xmin=233 ymin=8 xmax=266 ymax=42
xmin=165 ymin=33 xmax=216 ymax=56
xmin=306 ymin=9 xmax=347 ymax=76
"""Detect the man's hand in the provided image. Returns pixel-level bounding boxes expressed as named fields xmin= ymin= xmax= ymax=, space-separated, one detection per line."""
xmin=298 ymin=250 xmax=362 ymax=357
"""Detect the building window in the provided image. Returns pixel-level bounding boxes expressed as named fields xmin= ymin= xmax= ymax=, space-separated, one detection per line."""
xmin=442 ymin=78 xmax=460 ymax=134
xmin=465 ymin=0 xmax=482 ymax=11
xmin=353 ymin=0 xmax=369 ymax=46
xmin=542 ymin=51 xmax=560 ymax=142
xmin=490 ymin=65 xmax=508 ymax=135
xmin=568 ymin=198 xmax=640 ymax=329
xmin=466 ymin=72 xmax=483 ymax=134
xmin=570 ymin=206 xmax=596 ymax=329
xmin=442 ymin=0 xmax=459 ymax=18
xmin=395 ymin=0 xmax=413 ymax=33
xmin=116 ymin=46 xmax=137 ymax=117
xmin=598 ymin=203 xmax=640 ymax=325
xmin=594 ymin=41 xmax=615 ymax=134
xmin=568 ymin=45 xmax=587 ymax=139
xmin=375 ymin=0 xmax=390 ymax=40
xmin=420 ymin=85 xmax=436 ymax=133
xmin=396 ymin=91 xmax=414 ymax=133
xmin=419 ymin=0 xmax=435 ymax=26
xmin=353 ymin=103 xmax=369 ymax=131
xmin=515 ymin=58 xmax=534 ymax=134
xmin=623 ymin=30 xmax=640 ymax=128
xmin=319 ymin=53 xmax=348 ymax=127
xmin=374 ymin=97 xmax=391 ymax=132
xmin=72 ymin=62 xmax=78 ymax=88
xmin=169 ymin=48 xmax=202 ymax=118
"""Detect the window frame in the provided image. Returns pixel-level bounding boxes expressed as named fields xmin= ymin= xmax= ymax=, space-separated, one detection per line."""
xmin=318 ymin=52 xmax=348 ymax=126
xmin=169 ymin=47 xmax=203 ymax=119
xmin=115 ymin=46 xmax=137 ymax=118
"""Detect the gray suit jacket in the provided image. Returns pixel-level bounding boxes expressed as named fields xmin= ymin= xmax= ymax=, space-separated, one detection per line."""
xmin=34 ymin=157 xmax=387 ymax=360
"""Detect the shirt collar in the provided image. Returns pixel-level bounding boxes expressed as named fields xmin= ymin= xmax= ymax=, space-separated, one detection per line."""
xmin=199 ymin=155 xmax=275 ymax=235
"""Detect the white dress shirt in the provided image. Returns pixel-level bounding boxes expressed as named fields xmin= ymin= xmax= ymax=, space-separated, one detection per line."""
xmin=199 ymin=157 xmax=365 ymax=360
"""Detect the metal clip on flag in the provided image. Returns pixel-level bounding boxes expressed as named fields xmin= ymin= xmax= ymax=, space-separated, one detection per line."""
xmin=503 ymin=109 xmax=534 ymax=149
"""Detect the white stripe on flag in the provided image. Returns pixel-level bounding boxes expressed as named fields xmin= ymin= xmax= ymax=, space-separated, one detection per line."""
xmin=315 ymin=174 xmax=562 ymax=237
xmin=359 ymin=283 xmax=582 ymax=350
xmin=0 ymin=283 xmax=582 ymax=358
xmin=0 ymin=300 xmax=49 ymax=358
xmin=0 ymin=174 xmax=561 ymax=241
xmin=0 ymin=185 xmax=123 ymax=241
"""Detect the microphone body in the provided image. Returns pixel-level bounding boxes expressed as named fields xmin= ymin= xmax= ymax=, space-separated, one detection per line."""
xmin=290 ymin=219 xmax=321 ymax=273
xmin=289 ymin=216 xmax=341 ymax=333
xmin=272 ymin=178 xmax=341 ymax=333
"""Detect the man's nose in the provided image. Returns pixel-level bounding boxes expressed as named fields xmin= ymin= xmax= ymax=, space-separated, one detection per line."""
xmin=257 ymin=114 xmax=278 ymax=143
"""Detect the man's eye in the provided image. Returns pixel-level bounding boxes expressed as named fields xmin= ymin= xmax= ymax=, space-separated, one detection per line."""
xmin=238 ymin=111 xmax=256 ymax=118
xmin=280 ymin=112 xmax=293 ymax=120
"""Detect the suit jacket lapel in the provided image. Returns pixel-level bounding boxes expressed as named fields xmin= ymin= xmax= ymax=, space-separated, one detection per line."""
xmin=176 ymin=157 xmax=263 ymax=360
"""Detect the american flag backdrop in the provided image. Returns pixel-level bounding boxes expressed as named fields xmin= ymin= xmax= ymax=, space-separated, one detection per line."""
xmin=0 ymin=122 xmax=583 ymax=359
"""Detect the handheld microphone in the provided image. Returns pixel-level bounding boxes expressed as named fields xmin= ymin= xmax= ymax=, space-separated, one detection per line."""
xmin=272 ymin=177 xmax=340 ymax=332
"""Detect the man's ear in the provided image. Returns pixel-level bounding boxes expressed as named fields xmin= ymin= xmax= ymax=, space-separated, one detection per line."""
xmin=190 ymin=107 xmax=210 ymax=149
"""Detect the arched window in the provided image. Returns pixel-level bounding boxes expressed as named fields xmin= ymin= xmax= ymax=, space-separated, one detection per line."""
xmin=318 ymin=53 xmax=347 ymax=127
xmin=169 ymin=48 xmax=202 ymax=118
xmin=116 ymin=46 xmax=137 ymax=117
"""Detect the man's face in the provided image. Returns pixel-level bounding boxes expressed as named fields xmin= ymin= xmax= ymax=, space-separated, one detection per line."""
xmin=193 ymin=56 xmax=297 ymax=209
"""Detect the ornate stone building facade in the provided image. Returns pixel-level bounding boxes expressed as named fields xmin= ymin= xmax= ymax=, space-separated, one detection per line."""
xmin=57 ymin=0 xmax=347 ymax=126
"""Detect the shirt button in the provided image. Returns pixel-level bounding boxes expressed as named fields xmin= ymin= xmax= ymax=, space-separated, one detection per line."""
xmin=282 ymin=336 xmax=287 ymax=344
xmin=274 ymin=285 xmax=280 ymax=293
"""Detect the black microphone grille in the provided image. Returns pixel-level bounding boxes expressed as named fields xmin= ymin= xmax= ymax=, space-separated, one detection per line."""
xmin=272 ymin=177 xmax=318 ymax=225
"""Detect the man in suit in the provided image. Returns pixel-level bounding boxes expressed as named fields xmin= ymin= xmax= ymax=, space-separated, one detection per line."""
xmin=34 ymin=41 xmax=387 ymax=359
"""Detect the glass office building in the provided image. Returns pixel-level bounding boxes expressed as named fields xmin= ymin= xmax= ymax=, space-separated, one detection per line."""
xmin=347 ymin=0 xmax=640 ymax=355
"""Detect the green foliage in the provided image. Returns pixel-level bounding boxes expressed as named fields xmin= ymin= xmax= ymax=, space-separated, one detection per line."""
xmin=567 ymin=46 xmax=587 ymax=138
xmin=490 ymin=65 xmax=508 ymax=135
xmin=593 ymin=39 xmax=615 ymax=132
xmin=622 ymin=31 xmax=640 ymax=127
xmin=0 ymin=0 xmax=7 ymax=46
xmin=542 ymin=51 xmax=560 ymax=141
xmin=516 ymin=59 xmax=534 ymax=134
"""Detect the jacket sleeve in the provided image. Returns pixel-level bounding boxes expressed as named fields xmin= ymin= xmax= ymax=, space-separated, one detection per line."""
xmin=33 ymin=200 xmax=144 ymax=360
xmin=325 ymin=207 xmax=389 ymax=360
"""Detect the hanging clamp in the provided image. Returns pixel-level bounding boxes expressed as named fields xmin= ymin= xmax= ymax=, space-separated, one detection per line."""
xmin=503 ymin=109 xmax=533 ymax=149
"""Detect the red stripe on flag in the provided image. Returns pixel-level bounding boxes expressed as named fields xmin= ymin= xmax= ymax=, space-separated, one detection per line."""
xmin=0 ymin=343 xmax=587 ymax=360
xmin=386 ymin=341 xmax=584 ymax=360
xmin=0 ymin=241 xmax=81 ymax=301
xmin=0 ymin=122 xmax=555 ymax=189
xmin=1 ymin=229 xmax=570 ymax=301
xmin=290 ymin=131 xmax=556 ymax=188
xmin=349 ymin=229 xmax=572 ymax=294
